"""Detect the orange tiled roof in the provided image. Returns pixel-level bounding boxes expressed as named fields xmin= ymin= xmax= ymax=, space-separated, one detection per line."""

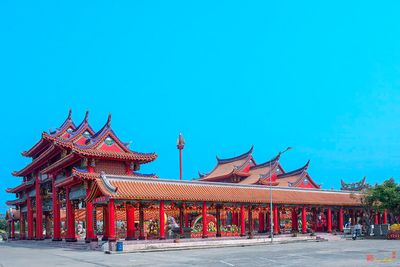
xmin=239 ymin=154 xmax=281 ymax=185
xmin=93 ymin=174 xmax=362 ymax=206
xmin=199 ymin=146 xmax=255 ymax=181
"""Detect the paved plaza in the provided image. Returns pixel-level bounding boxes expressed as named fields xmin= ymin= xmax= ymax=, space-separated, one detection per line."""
xmin=1 ymin=239 xmax=400 ymax=266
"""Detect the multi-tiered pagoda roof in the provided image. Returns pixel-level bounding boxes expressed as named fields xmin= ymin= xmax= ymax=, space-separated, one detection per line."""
xmin=7 ymin=110 xmax=158 ymax=197
xmin=12 ymin=110 xmax=157 ymax=178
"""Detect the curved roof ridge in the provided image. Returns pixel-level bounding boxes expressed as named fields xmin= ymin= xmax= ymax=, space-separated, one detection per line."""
xmin=216 ymin=145 xmax=254 ymax=164
xmin=277 ymin=160 xmax=310 ymax=178
xmin=68 ymin=111 xmax=96 ymax=140
xmin=50 ymin=109 xmax=76 ymax=136
xmin=250 ymin=152 xmax=281 ymax=170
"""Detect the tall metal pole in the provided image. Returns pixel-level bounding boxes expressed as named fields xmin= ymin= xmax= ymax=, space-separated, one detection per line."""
xmin=177 ymin=133 xmax=185 ymax=180
xmin=270 ymin=147 xmax=292 ymax=243
xmin=270 ymin=160 xmax=273 ymax=243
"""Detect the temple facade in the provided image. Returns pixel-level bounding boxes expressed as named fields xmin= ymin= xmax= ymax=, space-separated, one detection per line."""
xmin=5 ymin=111 xmax=375 ymax=242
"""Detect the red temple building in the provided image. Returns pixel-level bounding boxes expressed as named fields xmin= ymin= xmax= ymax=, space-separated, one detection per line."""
xmin=5 ymin=111 xmax=372 ymax=244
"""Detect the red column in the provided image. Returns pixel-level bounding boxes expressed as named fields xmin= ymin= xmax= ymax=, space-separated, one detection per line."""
xmin=35 ymin=173 xmax=43 ymax=240
xmin=19 ymin=208 xmax=25 ymax=240
xmin=216 ymin=206 xmax=221 ymax=237
xmin=159 ymin=200 xmax=165 ymax=240
xmin=248 ymin=205 xmax=253 ymax=236
xmin=179 ymin=207 xmax=185 ymax=237
xmin=327 ymin=208 xmax=332 ymax=233
xmin=52 ymin=179 xmax=61 ymax=241
xmin=102 ymin=206 xmax=109 ymax=241
xmin=302 ymin=206 xmax=307 ymax=234
xmin=240 ymin=204 xmax=246 ymax=237
xmin=202 ymin=202 xmax=208 ymax=238
xmin=139 ymin=203 xmax=145 ymax=240
xmin=85 ymin=188 xmax=95 ymax=242
xmin=258 ymin=211 xmax=264 ymax=233
xmin=383 ymin=209 xmax=388 ymax=224
xmin=374 ymin=212 xmax=379 ymax=225
xmin=108 ymin=199 xmax=116 ymax=241
xmin=184 ymin=212 xmax=189 ymax=228
xmin=65 ymin=187 xmax=77 ymax=242
xmin=232 ymin=211 xmax=237 ymax=226
xmin=273 ymin=205 xmax=279 ymax=235
xmin=45 ymin=214 xmax=51 ymax=238
xmin=339 ymin=208 xmax=344 ymax=231
xmin=266 ymin=211 xmax=270 ymax=231
xmin=292 ymin=208 xmax=298 ymax=232
xmin=10 ymin=220 xmax=15 ymax=239
xmin=126 ymin=203 xmax=135 ymax=240
xmin=27 ymin=194 xmax=33 ymax=240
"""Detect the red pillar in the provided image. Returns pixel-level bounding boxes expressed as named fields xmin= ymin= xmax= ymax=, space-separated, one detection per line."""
xmin=85 ymin=188 xmax=95 ymax=242
xmin=292 ymin=208 xmax=298 ymax=232
xmin=19 ymin=208 xmax=25 ymax=240
xmin=258 ymin=211 xmax=265 ymax=233
xmin=232 ymin=211 xmax=237 ymax=226
xmin=179 ymin=207 xmax=185 ymax=237
xmin=126 ymin=203 xmax=135 ymax=240
xmin=248 ymin=205 xmax=253 ymax=236
xmin=45 ymin=214 xmax=51 ymax=238
xmin=383 ymin=209 xmax=388 ymax=224
xmin=339 ymin=208 xmax=344 ymax=231
xmin=327 ymin=208 xmax=332 ymax=233
xmin=65 ymin=187 xmax=77 ymax=242
xmin=375 ymin=212 xmax=379 ymax=225
xmin=216 ymin=206 xmax=221 ymax=237
xmin=10 ymin=220 xmax=15 ymax=239
xmin=273 ymin=205 xmax=279 ymax=235
xmin=159 ymin=200 xmax=165 ymax=240
xmin=108 ymin=199 xmax=116 ymax=241
xmin=139 ymin=203 xmax=145 ymax=240
xmin=102 ymin=206 xmax=109 ymax=241
xmin=27 ymin=194 xmax=34 ymax=240
xmin=184 ymin=212 xmax=189 ymax=227
xmin=52 ymin=179 xmax=61 ymax=241
xmin=202 ymin=202 xmax=208 ymax=238
xmin=302 ymin=206 xmax=307 ymax=234
xmin=240 ymin=204 xmax=246 ymax=237
xmin=35 ymin=173 xmax=43 ymax=240
xmin=266 ymin=211 xmax=270 ymax=231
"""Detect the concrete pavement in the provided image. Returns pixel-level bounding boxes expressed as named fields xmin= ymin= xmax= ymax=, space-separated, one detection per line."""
xmin=1 ymin=239 xmax=400 ymax=266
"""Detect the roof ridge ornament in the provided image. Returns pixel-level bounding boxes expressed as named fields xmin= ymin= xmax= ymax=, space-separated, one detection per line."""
xmin=216 ymin=145 xmax=254 ymax=164
xmin=68 ymin=108 xmax=72 ymax=120
xmin=107 ymin=113 xmax=112 ymax=127
xmin=84 ymin=110 xmax=89 ymax=123
xmin=100 ymin=171 xmax=117 ymax=193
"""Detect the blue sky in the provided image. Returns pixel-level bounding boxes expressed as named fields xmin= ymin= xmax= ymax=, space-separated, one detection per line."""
xmin=1 ymin=1 xmax=400 ymax=212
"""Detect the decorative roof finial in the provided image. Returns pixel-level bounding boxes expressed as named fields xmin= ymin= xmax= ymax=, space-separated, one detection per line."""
xmin=107 ymin=113 xmax=112 ymax=127
xmin=177 ymin=133 xmax=185 ymax=149
xmin=84 ymin=110 xmax=89 ymax=122
xmin=68 ymin=109 xmax=72 ymax=120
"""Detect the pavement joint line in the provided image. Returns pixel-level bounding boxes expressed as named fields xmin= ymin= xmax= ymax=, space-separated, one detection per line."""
xmin=219 ymin=260 xmax=235 ymax=266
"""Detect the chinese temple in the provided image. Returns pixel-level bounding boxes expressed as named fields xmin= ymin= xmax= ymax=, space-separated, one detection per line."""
xmin=5 ymin=111 xmax=371 ymax=243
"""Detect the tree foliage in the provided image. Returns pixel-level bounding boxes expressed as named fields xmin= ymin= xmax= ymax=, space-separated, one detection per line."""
xmin=362 ymin=178 xmax=400 ymax=223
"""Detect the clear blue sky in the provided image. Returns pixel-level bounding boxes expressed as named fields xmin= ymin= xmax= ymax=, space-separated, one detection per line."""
xmin=1 ymin=1 xmax=400 ymax=212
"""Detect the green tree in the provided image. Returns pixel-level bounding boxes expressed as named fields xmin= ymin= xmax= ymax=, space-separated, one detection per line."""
xmin=361 ymin=178 xmax=400 ymax=224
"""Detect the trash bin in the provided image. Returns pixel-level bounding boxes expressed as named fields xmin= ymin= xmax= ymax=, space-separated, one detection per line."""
xmin=116 ymin=241 xmax=123 ymax=252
